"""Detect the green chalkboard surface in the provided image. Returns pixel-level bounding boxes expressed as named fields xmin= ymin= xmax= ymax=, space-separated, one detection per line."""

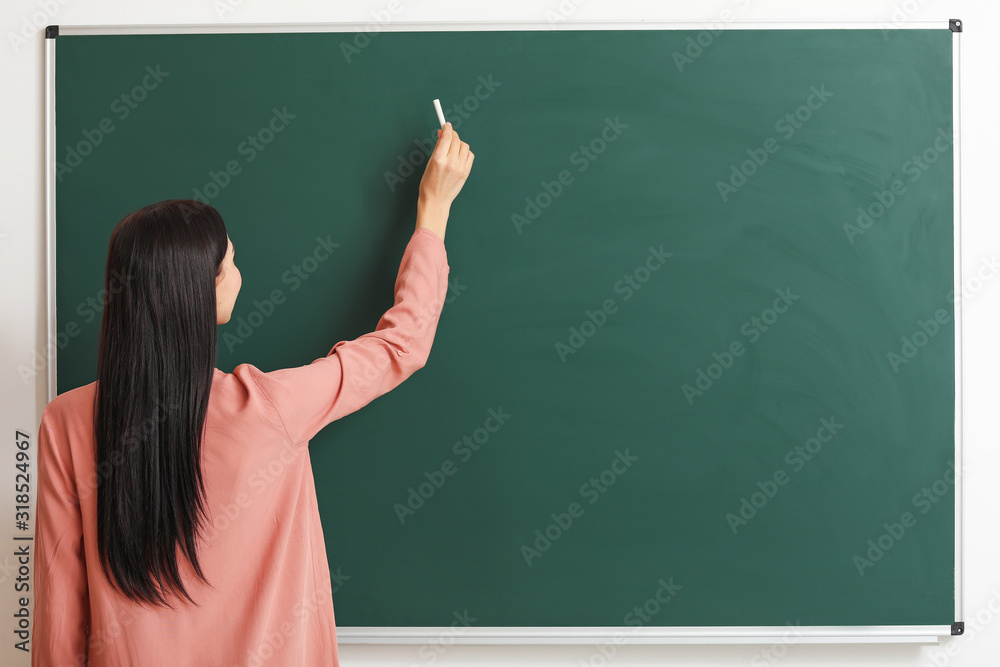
xmin=54 ymin=27 xmax=956 ymax=629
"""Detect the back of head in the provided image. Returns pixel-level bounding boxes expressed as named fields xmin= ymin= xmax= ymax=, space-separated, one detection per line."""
xmin=94 ymin=199 xmax=227 ymax=607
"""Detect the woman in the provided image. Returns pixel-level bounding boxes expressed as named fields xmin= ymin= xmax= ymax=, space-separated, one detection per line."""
xmin=33 ymin=123 xmax=473 ymax=666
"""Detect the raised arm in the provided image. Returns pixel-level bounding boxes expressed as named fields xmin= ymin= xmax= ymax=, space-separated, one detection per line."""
xmin=246 ymin=123 xmax=474 ymax=445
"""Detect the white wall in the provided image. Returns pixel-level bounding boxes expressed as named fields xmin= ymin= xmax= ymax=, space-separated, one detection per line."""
xmin=3 ymin=0 xmax=998 ymax=665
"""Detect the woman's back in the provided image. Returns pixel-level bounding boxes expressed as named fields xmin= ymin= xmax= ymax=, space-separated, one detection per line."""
xmin=33 ymin=228 xmax=449 ymax=667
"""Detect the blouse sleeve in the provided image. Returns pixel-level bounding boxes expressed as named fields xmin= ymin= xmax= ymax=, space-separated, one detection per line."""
xmin=32 ymin=407 xmax=90 ymax=667
xmin=245 ymin=227 xmax=450 ymax=445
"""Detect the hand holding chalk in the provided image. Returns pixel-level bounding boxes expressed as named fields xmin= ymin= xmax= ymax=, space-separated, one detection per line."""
xmin=420 ymin=122 xmax=474 ymax=209
xmin=416 ymin=104 xmax=474 ymax=242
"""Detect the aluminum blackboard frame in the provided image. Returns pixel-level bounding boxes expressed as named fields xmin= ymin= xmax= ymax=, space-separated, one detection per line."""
xmin=44 ymin=18 xmax=963 ymax=644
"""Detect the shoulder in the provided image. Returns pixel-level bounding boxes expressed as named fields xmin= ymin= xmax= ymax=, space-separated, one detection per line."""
xmin=40 ymin=381 xmax=96 ymax=432
xmin=38 ymin=382 xmax=96 ymax=468
xmin=210 ymin=364 xmax=282 ymax=415
xmin=209 ymin=365 xmax=288 ymax=439
xmin=211 ymin=364 xmax=269 ymax=396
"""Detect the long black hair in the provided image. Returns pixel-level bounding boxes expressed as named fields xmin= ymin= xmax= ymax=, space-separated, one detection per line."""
xmin=94 ymin=199 xmax=228 ymax=607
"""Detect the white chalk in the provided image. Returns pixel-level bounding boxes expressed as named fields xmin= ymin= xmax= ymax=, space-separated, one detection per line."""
xmin=433 ymin=98 xmax=446 ymax=128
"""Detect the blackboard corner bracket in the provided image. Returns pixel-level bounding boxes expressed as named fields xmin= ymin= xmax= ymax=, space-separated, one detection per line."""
xmin=951 ymin=621 xmax=965 ymax=636
xmin=949 ymin=19 xmax=963 ymax=33
xmin=45 ymin=25 xmax=59 ymax=39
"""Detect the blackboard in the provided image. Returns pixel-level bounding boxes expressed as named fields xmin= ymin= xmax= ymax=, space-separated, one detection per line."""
xmin=50 ymin=24 xmax=959 ymax=637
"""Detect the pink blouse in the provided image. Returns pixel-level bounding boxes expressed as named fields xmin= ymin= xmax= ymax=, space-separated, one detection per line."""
xmin=32 ymin=228 xmax=449 ymax=666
